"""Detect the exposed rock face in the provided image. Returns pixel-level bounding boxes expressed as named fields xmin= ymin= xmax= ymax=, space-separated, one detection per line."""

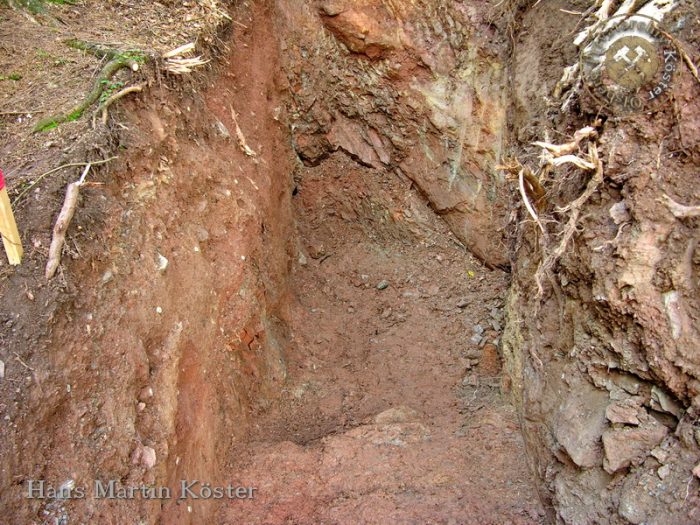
xmin=602 ymin=413 xmax=669 ymax=474
xmin=276 ymin=0 xmax=511 ymax=268
xmin=501 ymin=1 xmax=700 ymax=524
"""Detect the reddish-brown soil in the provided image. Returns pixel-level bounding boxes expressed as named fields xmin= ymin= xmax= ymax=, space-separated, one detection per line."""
xmin=2 ymin=0 xmax=698 ymax=524
xmin=219 ymin=156 xmax=544 ymax=524
xmin=0 ymin=3 xmax=544 ymax=523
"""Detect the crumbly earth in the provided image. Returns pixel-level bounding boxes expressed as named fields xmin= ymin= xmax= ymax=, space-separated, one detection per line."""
xmin=220 ymin=155 xmax=543 ymax=524
xmin=0 ymin=0 xmax=699 ymax=524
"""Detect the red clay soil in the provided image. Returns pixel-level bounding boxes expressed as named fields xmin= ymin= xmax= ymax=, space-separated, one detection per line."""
xmin=1 ymin=2 xmax=544 ymax=524
xmin=218 ymin=155 xmax=545 ymax=524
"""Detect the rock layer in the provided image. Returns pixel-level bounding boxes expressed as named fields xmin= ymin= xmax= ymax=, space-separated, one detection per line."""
xmin=277 ymin=0 xmax=511 ymax=268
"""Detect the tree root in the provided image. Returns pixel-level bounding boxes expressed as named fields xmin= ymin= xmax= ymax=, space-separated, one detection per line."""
xmin=97 ymin=84 xmax=143 ymax=126
xmin=33 ymin=40 xmax=146 ymax=132
xmin=663 ymin=195 xmax=700 ymax=219
xmin=45 ymin=163 xmax=92 ymax=279
xmin=230 ymin=106 xmax=258 ymax=158
xmin=500 ymin=123 xmax=603 ymax=298
xmin=518 ymin=168 xmax=547 ymax=236
xmin=534 ymin=143 xmax=603 ymax=295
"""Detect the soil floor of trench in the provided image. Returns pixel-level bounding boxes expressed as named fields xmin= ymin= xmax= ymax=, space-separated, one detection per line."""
xmin=217 ymin=155 xmax=545 ymax=524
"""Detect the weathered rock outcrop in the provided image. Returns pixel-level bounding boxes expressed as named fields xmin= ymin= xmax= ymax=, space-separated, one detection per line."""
xmin=276 ymin=0 xmax=511 ymax=268
xmin=502 ymin=1 xmax=700 ymax=523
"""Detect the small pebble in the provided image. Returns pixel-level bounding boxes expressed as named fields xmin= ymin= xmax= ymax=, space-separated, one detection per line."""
xmin=141 ymin=446 xmax=157 ymax=469
xmin=376 ymin=280 xmax=389 ymax=290
xmin=157 ymin=254 xmax=169 ymax=273
xmin=139 ymin=386 xmax=154 ymax=401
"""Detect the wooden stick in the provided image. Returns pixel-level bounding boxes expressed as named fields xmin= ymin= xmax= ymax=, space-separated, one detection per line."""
xmin=0 ymin=169 xmax=23 ymax=265
xmin=45 ymin=164 xmax=91 ymax=279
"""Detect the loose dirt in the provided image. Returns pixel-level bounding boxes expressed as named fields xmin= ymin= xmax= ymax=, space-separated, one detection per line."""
xmin=220 ymin=156 xmax=544 ymax=524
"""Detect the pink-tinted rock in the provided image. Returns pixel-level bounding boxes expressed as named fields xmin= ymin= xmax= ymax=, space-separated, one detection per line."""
xmin=605 ymin=398 xmax=643 ymax=425
xmin=602 ymin=413 xmax=669 ymax=474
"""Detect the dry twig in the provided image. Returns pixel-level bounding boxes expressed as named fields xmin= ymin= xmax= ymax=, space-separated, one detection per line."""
xmin=11 ymin=157 xmax=117 ymax=206
xmin=13 ymin=351 xmax=34 ymax=371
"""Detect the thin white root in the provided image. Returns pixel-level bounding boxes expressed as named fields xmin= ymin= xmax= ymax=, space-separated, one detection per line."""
xmin=533 ymin=126 xmax=597 ymax=157
xmin=529 ymin=346 xmax=544 ymax=370
xmin=663 ymin=195 xmax=700 ymax=219
xmin=100 ymin=84 xmax=143 ymax=125
xmin=230 ymin=106 xmax=258 ymax=158
xmin=45 ymin=164 xmax=91 ymax=279
xmin=550 ymin=155 xmax=596 ymax=170
xmin=534 ymin=143 xmax=604 ymax=294
xmin=519 ymin=169 xmax=546 ymax=236
xmin=553 ymin=63 xmax=579 ymax=99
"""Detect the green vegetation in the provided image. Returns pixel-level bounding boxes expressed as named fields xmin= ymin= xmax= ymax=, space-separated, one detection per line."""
xmin=34 ymin=39 xmax=149 ymax=132
xmin=2 ymin=0 xmax=77 ymax=14
xmin=99 ymin=80 xmax=126 ymax=105
xmin=119 ymin=51 xmax=148 ymax=65
xmin=0 ymin=73 xmax=22 ymax=81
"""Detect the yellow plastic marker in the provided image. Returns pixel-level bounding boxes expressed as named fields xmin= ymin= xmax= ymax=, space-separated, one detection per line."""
xmin=0 ymin=169 xmax=23 ymax=265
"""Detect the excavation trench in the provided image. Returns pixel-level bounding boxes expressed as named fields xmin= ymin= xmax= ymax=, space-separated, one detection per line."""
xmin=4 ymin=1 xmax=700 ymax=524
xmin=7 ymin=3 xmax=544 ymax=523
xmin=152 ymin=5 xmax=543 ymax=521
